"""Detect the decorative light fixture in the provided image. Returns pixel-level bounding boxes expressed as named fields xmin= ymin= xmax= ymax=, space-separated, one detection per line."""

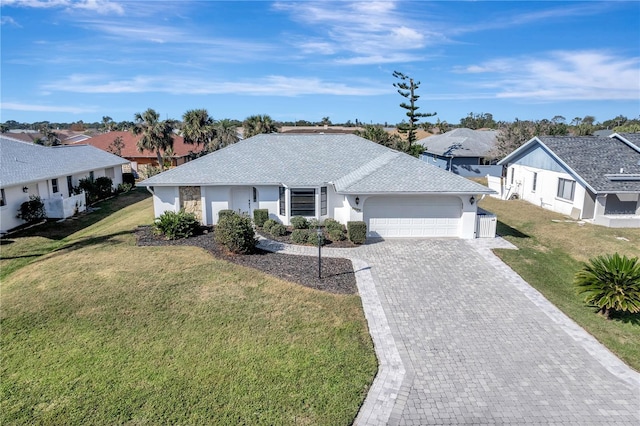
xmin=22 ymin=186 xmax=28 ymax=193
xmin=355 ymin=196 xmax=360 ymax=206
xmin=469 ymin=196 xmax=475 ymax=205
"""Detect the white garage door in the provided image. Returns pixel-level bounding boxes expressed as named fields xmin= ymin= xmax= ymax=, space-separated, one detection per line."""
xmin=364 ymin=196 xmax=462 ymax=238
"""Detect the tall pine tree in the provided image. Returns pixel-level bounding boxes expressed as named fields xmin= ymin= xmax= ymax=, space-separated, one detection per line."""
xmin=393 ymin=71 xmax=436 ymax=150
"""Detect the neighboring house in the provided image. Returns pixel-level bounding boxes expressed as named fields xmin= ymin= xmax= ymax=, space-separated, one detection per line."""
xmin=417 ymin=128 xmax=502 ymax=177
xmin=139 ymin=134 xmax=495 ymax=239
xmin=77 ymin=131 xmax=204 ymax=173
xmin=494 ymin=134 xmax=640 ymax=228
xmin=0 ymin=136 xmax=129 ymax=234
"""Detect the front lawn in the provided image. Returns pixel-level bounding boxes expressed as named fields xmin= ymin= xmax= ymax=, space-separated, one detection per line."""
xmin=0 ymin=193 xmax=377 ymax=425
xmin=479 ymin=196 xmax=640 ymax=371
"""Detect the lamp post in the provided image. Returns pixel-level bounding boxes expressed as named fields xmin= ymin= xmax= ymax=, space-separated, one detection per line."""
xmin=317 ymin=224 xmax=322 ymax=279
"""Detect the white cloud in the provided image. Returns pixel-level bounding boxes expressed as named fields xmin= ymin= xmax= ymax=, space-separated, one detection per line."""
xmin=1 ymin=102 xmax=96 ymax=114
xmin=42 ymin=74 xmax=388 ymax=97
xmin=454 ymin=50 xmax=640 ymax=101
xmin=2 ymin=0 xmax=124 ymax=15
xmin=0 ymin=16 xmax=21 ymax=26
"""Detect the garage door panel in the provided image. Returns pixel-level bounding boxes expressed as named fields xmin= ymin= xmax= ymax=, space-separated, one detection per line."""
xmin=365 ymin=196 xmax=462 ymax=238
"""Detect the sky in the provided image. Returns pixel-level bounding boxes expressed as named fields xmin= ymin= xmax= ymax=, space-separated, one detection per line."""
xmin=1 ymin=0 xmax=639 ymax=126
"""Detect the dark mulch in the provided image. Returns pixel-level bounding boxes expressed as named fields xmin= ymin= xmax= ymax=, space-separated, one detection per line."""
xmin=256 ymin=229 xmax=360 ymax=249
xmin=135 ymin=226 xmax=357 ymax=294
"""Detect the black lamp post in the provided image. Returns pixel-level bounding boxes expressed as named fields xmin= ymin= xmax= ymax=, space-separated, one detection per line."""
xmin=317 ymin=224 xmax=322 ymax=279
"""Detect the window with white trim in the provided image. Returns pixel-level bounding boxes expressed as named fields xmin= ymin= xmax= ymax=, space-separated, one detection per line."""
xmin=557 ymin=178 xmax=575 ymax=201
xmin=290 ymin=188 xmax=316 ymax=216
xmin=279 ymin=187 xmax=286 ymax=215
xmin=532 ymin=172 xmax=537 ymax=192
xmin=320 ymin=187 xmax=327 ymax=215
xmin=0 ymin=188 xmax=6 ymax=207
xmin=510 ymin=167 xmax=515 ymax=184
xmin=52 ymin=178 xmax=59 ymax=193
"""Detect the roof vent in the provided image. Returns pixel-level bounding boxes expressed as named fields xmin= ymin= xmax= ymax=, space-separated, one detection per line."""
xmin=620 ymin=167 xmax=624 ymax=173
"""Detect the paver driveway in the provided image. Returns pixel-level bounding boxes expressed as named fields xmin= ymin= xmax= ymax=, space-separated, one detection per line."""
xmin=258 ymin=238 xmax=640 ymax=425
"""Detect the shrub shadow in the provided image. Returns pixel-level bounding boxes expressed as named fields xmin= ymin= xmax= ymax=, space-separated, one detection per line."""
xmin=496 ymin=220 xmax=530 ymax=239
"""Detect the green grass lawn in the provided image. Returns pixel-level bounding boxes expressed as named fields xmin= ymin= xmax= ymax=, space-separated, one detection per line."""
xmin=479 ymin=196 xmax=640 ymax=372
xmin=0 ymin=190 xmax=377 ymax=425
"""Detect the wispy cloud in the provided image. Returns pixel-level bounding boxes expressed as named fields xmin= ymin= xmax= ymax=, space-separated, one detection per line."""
xmin=42 ymin=74 xmax=388 ymax=96
xmin=0 ymin=16 xmax=21 ymax=27
xmin=2 ymin=102 xmax=97 ymax=114
xmin=452 ymin=50 xmax=640 ymax=101
xmin=2 ymin=0 xmax=124 ymax=15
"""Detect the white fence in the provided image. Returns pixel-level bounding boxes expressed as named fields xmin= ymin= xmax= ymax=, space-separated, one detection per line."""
xmin=476 ymin=209 xmax=497 ymax=238
xmin=487 ymin=176 xmax=505 ymax=199
xmin=44 ymin=192 xmax=87 ymax=219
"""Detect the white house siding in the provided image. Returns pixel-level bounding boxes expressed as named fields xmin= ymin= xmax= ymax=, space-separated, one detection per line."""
xmin=509 ymin=164 xmax=586 ymax=218
xmin=255 ymin=186 xmax=280 ymax=223
xmin=1 ymin=185 xmax=32 ymax=233
xmin=151 ymin=186 xmax=179 ymax=219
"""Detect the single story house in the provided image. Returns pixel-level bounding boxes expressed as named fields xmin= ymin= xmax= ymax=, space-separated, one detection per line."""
xmin=496 ymin=134 xmax=640 ymax=228
xmin=0 ymin=136 xmax=129 ymax=234
xmin=77 ymin=131 xmax=205 ymax=174
xmin=417 ymin=128 xmax=501 ymax=177
xmin=140 ymin=134 xmax=495 ymax=239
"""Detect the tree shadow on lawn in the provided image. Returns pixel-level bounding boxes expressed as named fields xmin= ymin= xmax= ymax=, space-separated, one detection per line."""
xmin=496 ymin=220 xmax=530 ymax=239
xmin=2 ymin=188 xmax=150 ymax=242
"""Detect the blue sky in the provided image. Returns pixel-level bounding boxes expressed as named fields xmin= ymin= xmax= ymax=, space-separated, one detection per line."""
xmin=1 ymin=0 xmax=639 ymax=126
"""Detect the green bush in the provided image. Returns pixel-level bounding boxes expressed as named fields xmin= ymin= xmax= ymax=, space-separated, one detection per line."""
xmin=347 ymin=221 xmax=367 ymax=244
xmin=290 ymin=229 xmax=310 ymax=244
xmin=253 ymin=209 xmax=269 ymax=227
xmin=308 ymin=218 xmax=320 ymax=229
xmin=117 ymin=183 xmax=133 ymax=193
xmin=78 ymin=176 xmax=113 ymax=204
xmin=16 ymin=195 xmax=46 ymax=223
xmin=290 ymin=216 xmax=308 ymax=229
xmin=328 ymin=227 xmax=346 ymax=241
xmin=269 ymin=223 xmax=287 ymax=237
xmin=122 ymin=172 xmax=136 ymax=187
xmin=324 ymin=218 xmax=344 ymax=233
xmin=154 ymin=210 xmax=200 ymax=240
xmin=307 ymin=230 xmax=325 ymax=246
xmin=215 ymin=212 xmax=257 ymax=254
xmin=218 ymin=209 xmax=235 ymax=221
xmin=263 ymin=219 xmax=277 ymax=233
xmin=574 ymin=253 xmax=640 ymax=318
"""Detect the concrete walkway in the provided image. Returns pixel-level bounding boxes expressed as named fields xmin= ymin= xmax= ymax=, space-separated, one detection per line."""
xmin=257 ymin=237 xmax=640 ymax=425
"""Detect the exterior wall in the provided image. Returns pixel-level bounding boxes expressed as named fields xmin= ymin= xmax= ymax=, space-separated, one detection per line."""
xmin=460 ymin=195 xmax=479 ymax=239
xmin=508 ymin=164 xmax=586 ymax=218
xmin=420 ymin=154 xmax=501 ymax=177
xmin=1 ymin=185 xmax=32 ymax=233
xmin=203 ymin=186 xmax=230 ymax=225
xmin=255 ymin=186 xmax=280 ymax=223
xmin=151 ymin=186 xmax=179 ymax=218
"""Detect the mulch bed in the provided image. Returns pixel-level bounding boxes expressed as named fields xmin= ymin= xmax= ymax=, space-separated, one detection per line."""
xmin=135 ymin=226 xmax=357 ymax=294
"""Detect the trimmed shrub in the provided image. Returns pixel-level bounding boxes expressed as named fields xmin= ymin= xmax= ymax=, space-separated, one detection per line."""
xmin=269 ymin=223 xmax=287 ymax=237
xmin=290 ymin=216 xmax=308 ymax=229
xmin=122 ymin=172 xmax=136 ymax=186
xmin=290 ymin=229 xmax=310 ymax=244
xmin=347 ymin=221 xmax=367 ymax=245
xmin=324 ymin=218 xmax=344 ymax=233
xmin=218 ymin=209 xmax=235 ymax=221
xmin=328 ymin=227 xmax=346 ymax=242
xmin=78 ymin=176 xmax=113 ymax=204
xmin=154 ymin=210 xmax=199 ymax=240
xmin=307 ymin=230 xmax=325 ymax=246
xmin=215 ymin=212 xmax=257 ymax=254
xmin=263 ymin=219 xmax=277 ymax=233
xmin=253 ymin=209 xmax=269 ymax=227
xmin=117 ymin=183 xmax=133 ymax=193
xmin=17 ymin=195 xmax=46 ymax=223
xmin=308 ymin=218 xmax=320 ymax=229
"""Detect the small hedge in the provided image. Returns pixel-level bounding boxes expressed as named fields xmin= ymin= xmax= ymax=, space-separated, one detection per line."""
xmin=308 ymin=231 xmax=325 ymax=246
xmin=290 ymin=229 xmax=310 ymax=244
xmin=218 ymin=209 xmax=235 ymax=221
xmin=263 ymin=219 xmax=277 ymax=233
xmin=16 ymin=195 xmax=46 ymax=223
xmin=347 ymin=221 xmax=367 ymax=245
xmin=328 ymin=227 xmax=346 ymax=241
xmin=269 ymin=223 xmax=287 ymax=237
xmin=290 ymin=216 xmax=308 ymax=229
xmin=215 ymin=212 xmax=257 ymax=254
xmin=324 ymin=218 xmax=343 ymax=233
xmin=253 ymin=209 xmax=269 ymax=227
xmin=122 ymin=172 xmax=136 ymax=187
xmin=154 ymin=210 xmax=199 ymax=240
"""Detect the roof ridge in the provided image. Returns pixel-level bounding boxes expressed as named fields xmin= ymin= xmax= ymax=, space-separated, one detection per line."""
xmin=333 ymin=150 xmax=400 ymax=191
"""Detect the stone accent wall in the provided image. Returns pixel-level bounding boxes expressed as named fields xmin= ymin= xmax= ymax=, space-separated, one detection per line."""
xmin=179 ymin=186 xmax=202 ymax=223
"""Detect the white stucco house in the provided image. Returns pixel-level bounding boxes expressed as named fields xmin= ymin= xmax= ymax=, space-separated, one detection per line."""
xmin=494 ymin=133 xmax=640 ymax=228
xmin=139 ymin=134 xmax=495 ymax=239
xmin=0 ymin=136 xmax=129 ymax=234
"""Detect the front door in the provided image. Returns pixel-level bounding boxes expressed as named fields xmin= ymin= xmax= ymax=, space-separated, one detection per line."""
xmin=231 ymin=187 xmax=252 ymax=216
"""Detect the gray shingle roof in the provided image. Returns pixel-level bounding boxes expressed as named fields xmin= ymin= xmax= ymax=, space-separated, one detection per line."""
xmin=1 ymin=136 xmax=129 ymax=187
xmin=536 ymin=136 xmax=640 ymax=193
xmin=140 ymin=134 xmax=493 ymax=194
xmin=416 ymin=128 xmax=498 ymax=157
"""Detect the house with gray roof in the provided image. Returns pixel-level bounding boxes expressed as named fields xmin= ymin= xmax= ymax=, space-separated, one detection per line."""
xmin=140 ymin=133 xmax=495 ymax=239
xmin=416 ymin=128 xmax=502 ymax=177
xmin=0 ymin=136 xmax=129 ymax=233
xmin=496 ymin=134 xmax=640 ymax=228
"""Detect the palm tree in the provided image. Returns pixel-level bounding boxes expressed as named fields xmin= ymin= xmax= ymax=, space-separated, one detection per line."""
xmin=101 ymin=116 xmax=115 ymax=133
xmin=182 ymin=109 xmax=215 ymax=147
xmin=209 ymin=118 xmax=239 ymax=151
xmin=132 ymin=108 xmax=175 ymax=171
xmin=243 ymin=114 xmax=278 ymax=138
xmin=574 ymin=253 xmax=640 ymax=319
